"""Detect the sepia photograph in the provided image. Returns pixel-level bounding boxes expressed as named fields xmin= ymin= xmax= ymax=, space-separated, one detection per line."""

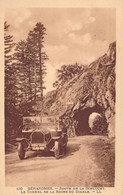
xmin=4 ymin=7 xmax=116 ymax=188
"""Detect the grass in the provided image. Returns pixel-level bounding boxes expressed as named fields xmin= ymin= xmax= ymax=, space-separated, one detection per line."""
xmin=91 ymin=137 xmax=115 ymax=187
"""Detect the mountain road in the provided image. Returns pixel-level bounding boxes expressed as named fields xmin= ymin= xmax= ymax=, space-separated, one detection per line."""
xmin=5 ymin=135 xmax=114 ymax=187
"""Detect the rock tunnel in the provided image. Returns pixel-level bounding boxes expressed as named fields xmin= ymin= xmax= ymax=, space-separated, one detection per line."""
xmin=73 ymin=105 xmax=103 ymax=136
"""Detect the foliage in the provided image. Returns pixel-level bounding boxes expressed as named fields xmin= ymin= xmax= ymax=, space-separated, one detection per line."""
xmin=4 ymin=21 xmax=16 ymax=106
xmin=26 ymin=23 xmax=48 ymax=99
xmin=4 ymin=21 xmax=18 ymax=142
xmin=14 ymin=22 xmax=48 ymax=102
xmin=53 ymin=63 xmax=86 ymax=88
xmin=5 ymin=22 xmax=48 ymax=142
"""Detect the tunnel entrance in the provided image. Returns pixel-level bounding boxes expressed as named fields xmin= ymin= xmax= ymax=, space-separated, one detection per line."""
xmin=74 ymin=105 xmax=103 ymax=136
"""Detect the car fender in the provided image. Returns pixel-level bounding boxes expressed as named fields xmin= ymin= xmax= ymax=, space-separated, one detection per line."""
xmin=16 ymin=138 xmax=29 ymax=149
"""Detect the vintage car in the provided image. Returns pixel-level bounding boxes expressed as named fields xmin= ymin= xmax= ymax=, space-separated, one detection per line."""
xmin=16 ymin=116 xmax=68 ymax=160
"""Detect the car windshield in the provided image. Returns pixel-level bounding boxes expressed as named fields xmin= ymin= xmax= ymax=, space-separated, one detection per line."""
xmin=23 ymin=117 xmax=40 ymax=130
xmin=23 ymin=116 xmax=59 ymax=131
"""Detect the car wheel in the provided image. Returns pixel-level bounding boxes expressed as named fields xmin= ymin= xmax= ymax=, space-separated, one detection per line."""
xmin=54 ymin=141 xmax=60 ymax=159
xmin=18 ymin=142 xmax=25 ymax=160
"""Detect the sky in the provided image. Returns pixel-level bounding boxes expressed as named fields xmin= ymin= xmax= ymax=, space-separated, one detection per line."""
xmin=5 ymin=8 xmax=116 ymax=94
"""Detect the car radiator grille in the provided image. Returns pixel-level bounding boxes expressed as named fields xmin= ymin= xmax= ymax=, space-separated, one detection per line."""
xmin=31 ymin=131 xmax=44 ymax=143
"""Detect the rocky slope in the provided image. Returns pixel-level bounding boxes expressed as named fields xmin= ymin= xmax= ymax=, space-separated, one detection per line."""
xmin=41 ymin=42 xmax=116 ymax=138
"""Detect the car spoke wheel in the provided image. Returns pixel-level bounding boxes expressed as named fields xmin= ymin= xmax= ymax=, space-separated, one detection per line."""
xmin=18 ymin=142 xmax=25 ymax=160
xmin=54 ymin=141 xmax=60 ymax=159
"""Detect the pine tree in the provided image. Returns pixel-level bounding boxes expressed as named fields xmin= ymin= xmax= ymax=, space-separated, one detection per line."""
xmin=14 ymin=40 xmax=32 ymax=103
xmin=29 ymin=22 xmax=48 ymax=100
xmin=4 ymin=21 xmax=17 ymax=141
xmin=13 ymin=22 xmax=48 ymax=104
xmin=4 ymin=21 xmax=16 ymax=108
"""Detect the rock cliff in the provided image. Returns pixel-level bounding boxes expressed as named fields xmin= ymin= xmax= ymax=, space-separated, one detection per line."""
xmin=41 ymin=41 xmax=116 ymax=138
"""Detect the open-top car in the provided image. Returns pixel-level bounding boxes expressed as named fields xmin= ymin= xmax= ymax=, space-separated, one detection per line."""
xmin=16 ymin=116 xmax=68 ymax=160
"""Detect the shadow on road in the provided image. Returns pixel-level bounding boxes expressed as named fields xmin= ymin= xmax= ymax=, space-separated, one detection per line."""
xmin=64 ymin=142 xmax=81 ymax=158
xmin=26 ymin=150 xmax=54 ymax=159
xmin=25 ymin=141 xmax=81 ymax=159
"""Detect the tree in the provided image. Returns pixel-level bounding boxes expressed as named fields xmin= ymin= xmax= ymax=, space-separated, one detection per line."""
xmin=4 ymin=21 xmax=15 ymax=107
xmin=14 ymin=22 xmax=48 ymax=103
xmin=53 ymin=63 xmax=86 ymax=88
xmin=27 ymin=23 xmax=48 ymax=100
xmin=4 ymin=21 xmax=18 ymax=141
xmin=5 ymin=22 xmax=49 ymax=142
xmin=14 ymin=40 xmax=33 ymax=103
xmin=4 ymin=22 xmax=15 ymax=65
xmin=4 ymin=21 xmax=16 ymax=105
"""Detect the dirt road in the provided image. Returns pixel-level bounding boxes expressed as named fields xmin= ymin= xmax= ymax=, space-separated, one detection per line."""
xmin=5 ymin=135 xmax=114 ymax=187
